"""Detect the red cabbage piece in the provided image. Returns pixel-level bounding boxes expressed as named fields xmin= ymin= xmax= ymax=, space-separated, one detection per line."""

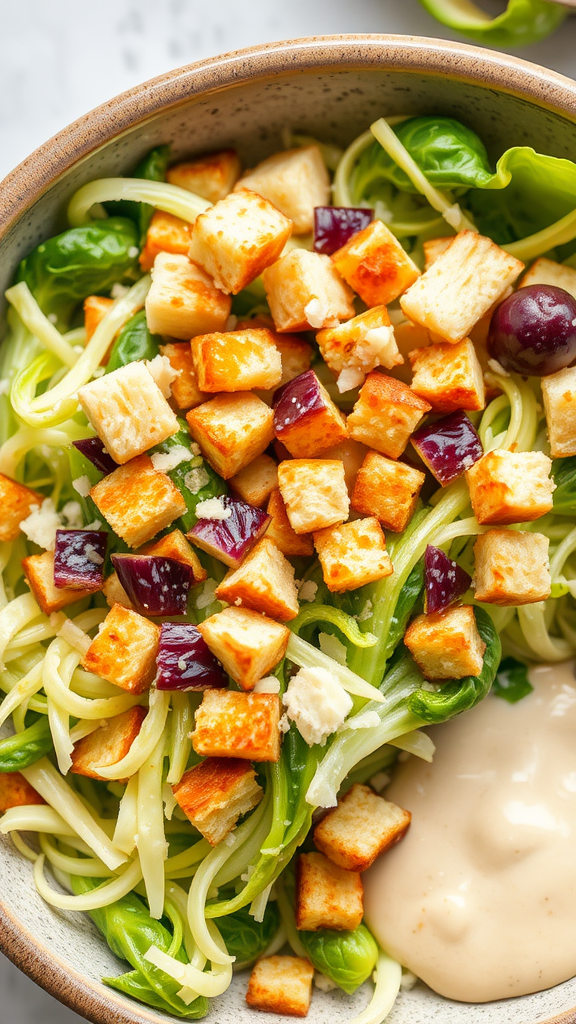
xmin=188 ymin=496 xmax=270 ymax=568
xmin=424 ymin=545 xmax=472 ymax=614
xmin=273 ymin=369 xmax=325 ymax=435
xmin=411 ymin=411 xmax=483 ymax=485
xmin=111 ymin=554 xmax=194 ymax=616
xmin=314 ymin=206 xmax=374 ymax=255
xmin=155 ymin=621 xmax=228 ymax=691
xmin=73 ymin=437 xmax=117 ymax=476
xmin=54 ymin=530 xmax=107 ymax=591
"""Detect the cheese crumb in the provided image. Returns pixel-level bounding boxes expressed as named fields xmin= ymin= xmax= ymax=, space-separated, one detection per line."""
xmin=20 ymin=499 xmax=61 ymax=550
xmin=283 ymin=666 xmax=353 ymax=746
xmin=304 ymin=297 xmax=328 ymax=329
xmin=60 ymin=501 xmax=84 ymax=529
xmin=253 ymin=676 xmax=281 ymax=694
xmin=184 ymin=466 xmax=210 ymax=493
xmin=337 ymin=367 xmax=364 ymax=393
xmin=298 ymin=580 xmax=318 ymax=603
xmin=195 ymin=497 xmax=231 ymax=521
xmin=146 ymin=353 xmax=179 ymax=399
xmin=72 ymin=475 xmax=92 ymax=498
xmin=151 ymin=445 xmax=192 ymax=473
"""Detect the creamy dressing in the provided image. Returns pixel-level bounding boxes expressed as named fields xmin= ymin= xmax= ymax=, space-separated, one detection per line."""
xmin=364 ymin=661 xmax=576 ymax=1003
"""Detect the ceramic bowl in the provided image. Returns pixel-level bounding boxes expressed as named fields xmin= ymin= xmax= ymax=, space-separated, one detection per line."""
xmin=1 ymin=33 xmax=576 ymax=1024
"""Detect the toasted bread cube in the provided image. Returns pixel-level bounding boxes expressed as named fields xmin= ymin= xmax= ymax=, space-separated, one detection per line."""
xmin=400 ymin=231 xmax=524 ymax=344
xmin=84 ymin=295 xmax=114 ymax=342
xmin=145 ymin=252 xmax=231 ymax=340
xmin=0 ymin=772 xmax=45 ymax=811
xmin=467 ymin=450 xmax=554 ymax=525
xmin=404 ymin=605 xmax=486 ymax=680
xmin=70 ymin=707 xmax=147 ymax=780
xmin=320 ymin=439 xmax=369 ymax=497
xmin=235 ymin=145 xmax=329 ymax=235
xmin=542 ymin=365 xmax=576 ymax=458
xmin=352 ymin=452 xmax=425 ymax=532
xmin=192 ymin=689 xmax=281 ymax=761
xmin=216 ymin=537 xmax=299 ymax=622
xmin=22 ymin=550 xmax=95 ymax=615
xmin=391 ymin=320 xmax=433 ymax=385
xmin=78 ymin=361 xmax=179 ymax=465
xmin=278 ymin=460 xmax=349 ymax=534
xmin=263 ymin=250 xmax=355 ymax=333
xmin=90 ymin=455 xmax=187 ymax=548
xmin=139 ymin=211 xmax=192 ymax=272
xmin=314 ymin=783 xmax=411 ymax=871
xmin=187 ymin=393 xmax=274 ymax=479
xmin=173 ymin=757 xmax=263 ymax=845
xmin=272 ymin=335 xmax=314 ymax=386
xmin=0 ymin=473 xmax=43 ymax=542
xmin=317 ymin=305 xmax=402 ymax=393
xmin=409 ymin=337 xmax=485 ymax=413
xmin=198 ymin=606 xmax=289 ymax=690
xmin=314 ymin=518 xmax=393 ymax=593
xmin=103 ymin=571 xmax=133 ymax=610
xmin=141 ymin=528 xmax=207 ymax=582
xmin=274 ymin=373 xmax=348 ymax=459
xmin=519 ymin=257 xmax=576 ymax=300
xmin=81 ymin=603 xmax=160 ymax=694
xmin=332 ymin=220 xmax=421 ymax=307
xmin=159 ymin=341 xmax=207 ymax=410
xmin=188 ymin=189 xmax=292 ymax=295
xmin=167 ymin=150 xmax=242 ymax=203
xmin=348 ymin=372 xmax=431 ymax=459
xmin=423 ymin=236 xmax=454 ymax=271
xmin=266 ymin=488 xmax=314 ymax=557
xmin=473 ymin=530 xmax=551 ymax=605
xmin=246 ymin=956 xmax=314 ymax=1017
xmin=230 ymin=454 xmax=278 ymax=508
xmin=191 ymin=329 xmax=282 ymax=392
xmin=296 ymin=852 xmax=363 ymax=931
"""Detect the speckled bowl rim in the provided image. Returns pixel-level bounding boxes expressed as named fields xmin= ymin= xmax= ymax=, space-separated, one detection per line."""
xmin=2 ymin=32 xmax=576 ymax=1024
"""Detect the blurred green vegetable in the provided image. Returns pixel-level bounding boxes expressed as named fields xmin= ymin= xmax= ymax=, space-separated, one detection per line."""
xmin=418 ymin=0 xmax=567 ymax=47
xmin=552 ymin=457 xmax=576 ymax=514
xmin=492 ymin=656 xmax=533 ymax=703
xmin=0 ymin=717 xmax=53 ymax=772
xmin=105 ymin=309 xmax=160 ymax=373
xmin=216 ymin=902 xmax=281 ymax=969
xmin=300 ymin=924 xmax=378 ymax=994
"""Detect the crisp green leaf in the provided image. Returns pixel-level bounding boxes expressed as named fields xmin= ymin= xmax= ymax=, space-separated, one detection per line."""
xmin=492 ymin=656 xmax=533 ymax=704
xmin=105 ymin=309 xmax=161 ymax=373
xmin=552 ymin=457 xmax=576 ymax=515
xmin=0 ymin=717 xmax=53 ymax=772
xmin=216 ymin=903 xmax=280 ymax=969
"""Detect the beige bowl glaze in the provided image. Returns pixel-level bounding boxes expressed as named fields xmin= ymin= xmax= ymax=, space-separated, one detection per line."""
xmin=2 ymin=33 xmax=576 ymax=1024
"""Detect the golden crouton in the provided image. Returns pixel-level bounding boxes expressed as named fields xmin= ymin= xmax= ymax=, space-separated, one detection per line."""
xmin=467 ymin=450 xmax=555 ymax=525
xmin=314 ymin=518 xmax=393 ymax=593
xmin=173 ymin=757 xmax=263 ymax=845
xmin=519 ymin=256 xmax=576 ymax=300
xmin=192 ymin=689 xmax=281 ymax=761
xmin=90 ymin=455 xmax=187 ymax=548
xmin=314 ymin=783 xmax=411 ymax=871
xmin=317 ymin=305 xmax=402 ymax=392
xmin=400 ymin=231 xmax=524 ymax=344
xmin=542 ymin=365 xmax=576 ymax=458
xmin=70 ymin=706 xmax=147 ymax=780
xmin=277 ymin=460 xmax=349 ymax=535
xmin=22 ymin=550 xmax=95 ymax=615
xmin=102 ymin=571 xmax=133 ymax=610
xmin=139 ymin=211 xmax=192 ymax=272
xmin=81 ymin=603 xmax=160 ymax=694
xmin=0 ymin=772 xmax=45 ymax=811
xmin=422 ymin=236 xmax=454 ymax=271
xmin=262 ymin=250 xmax=355 ymax=333
xmin=0 ymin=473 xmax=43 ymax=543
xmin=216 ymin=537 xmax=299 ymax=622
xmin=321 ymin=439 xmax=369 ymax=496
xmin=188 ymin=189 xmax=292 ymax=295
xmin=235 ymin=145 xmax=330 ymax=235
xmin=235 ymin=318 xmax=315 ymax=402
xmin=159 ymin=342 xmax=207 ymax=411
xmin=78 ymin=361 xmax=179 ymax=465
xmin=404 ymin=605 xmax=486 ymax=680
xmin=230 ymin=454 xmax=278 ymax=509
xmin=141 ymin=528 xmax=207 ymax=583
xmin=145 ymin=251 xmax=231 ymax=340
xmin=246 ymin=956 xmax=314 ymax=1017
xmin=274 ymin=372 xmax=348 ymax=459
xmin=347 ymin=372 xmax=431 ymax=459
xmin=187 ymin=392 xmax=275 ymax=479
xmin=84 ymin=295 xmax=114 ymax=342
xmin=332 ymin=220 xmax=421 ymax=307
xmin=296 ymin=852 xmax=363 ymax=931
xmin=191 ymin=329 xmax=282 ymax=392
xmin=352 ymin=452 xmax=425 ymax=532
xmin=391 ymin=320 xmax=433 ymax=385
xmin=167 ymin=150 xmax=242 ymax=203
xmin=409 ymin=337 xmax=485 ymax=413
xmin=198 ymin=606 xmax=289 ymax=690
xmin=473 ymin=530 xmax=551 ymax=605
xmin=266 ymin=488 xmax=314 ymax=557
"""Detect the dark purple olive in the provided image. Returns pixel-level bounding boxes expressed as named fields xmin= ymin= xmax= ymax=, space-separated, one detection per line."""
xmin=73 ymin=437 xmax=117 ymax=476
xmin=155 ymin=621 xmax=228 ymax=691
xmin=424 ymin=545 xmax=472 ymax=614
xmin=273 ymin=369 xmax=326 ymax=433
xmin=489 ymin=284 xmax=576 ymax=376
xmin=187 ymin=496 xmax=270 ymax=568
xmin=313 ymin=206 xmax=374 ymax=256
xmin=54 ymin=530 xmax=107 ymax=591
xmin=412 ymin=411 xmax=483 ymax=486
xmin=111 ymin=554 xmax=194 ymax=616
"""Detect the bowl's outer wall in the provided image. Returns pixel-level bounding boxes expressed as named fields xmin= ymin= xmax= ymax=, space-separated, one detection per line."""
xmin=2 ymin=33 xmax=576 ymax=1024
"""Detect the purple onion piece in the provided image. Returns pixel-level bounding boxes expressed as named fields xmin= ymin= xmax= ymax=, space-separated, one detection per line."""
xmin=111 ymin=554 xmax=194 ymax=616
xmin=155 ymin=621 xmax=228 ymax=691
xmin=188 ymin=496 xmax=270 ymax=568
xmin=73 ymin=437 xmax=117 ymax=476
xmin=273 ymin=369 xmax=326 ymax=436
xmin=54 ymin=530 xmax=107 ymax=591
xmin=411 ymin=411 xmax=483 ymax=486
xmin=314 ymin=206 xmax=374 ymax=255
xmin=424 ymin=545 xmax=472 ymax=615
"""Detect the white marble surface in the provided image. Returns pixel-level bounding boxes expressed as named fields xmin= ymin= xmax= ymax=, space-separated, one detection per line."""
xmin=0 ymin=0 xmax=575 ymax=1021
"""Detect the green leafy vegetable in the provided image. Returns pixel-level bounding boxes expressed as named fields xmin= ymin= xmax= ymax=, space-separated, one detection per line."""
xmin=105 ymin=145 xmax=171 ymax=242
xmin=300 ymin=924 xmax=378 ymax=994
xmin=216 ymin=902 xmax=280 ymax=969
xmin=0 ymin=717 xmax=53 ymax=772
xmin=418 ymin=0 xmax=567 ymax=47
xmin=152 ymin=425 xmax=227 ymax=533
xmin=492 ymin=656 xmax=533 ymax=704
xmin=552 ymin=457 xmax=576 ymax=515
xmin=105 ymin=309 xmax=161 ymax=373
